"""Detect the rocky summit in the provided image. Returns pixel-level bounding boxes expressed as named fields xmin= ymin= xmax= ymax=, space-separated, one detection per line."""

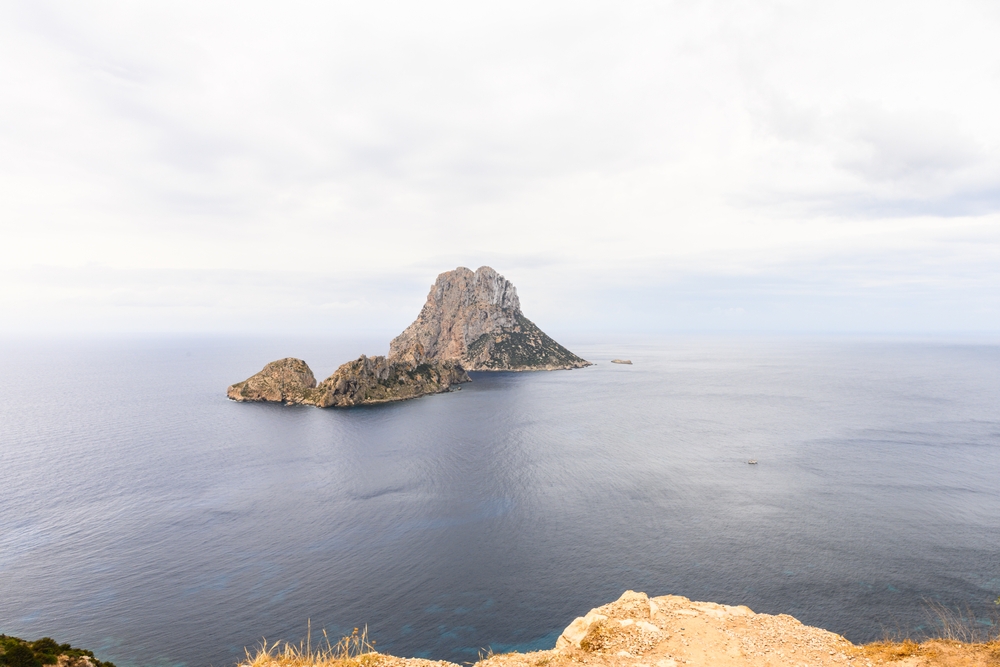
xmin=389 ymin=266 xmax=590 ymax=371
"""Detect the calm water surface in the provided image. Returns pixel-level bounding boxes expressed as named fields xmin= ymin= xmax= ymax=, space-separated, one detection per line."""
xmin=1 ymin=337 xmax=999 ymax=667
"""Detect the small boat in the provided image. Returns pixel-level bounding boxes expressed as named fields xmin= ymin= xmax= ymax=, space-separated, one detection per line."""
xmin=747 ymin=459 xmax=758 ymax=465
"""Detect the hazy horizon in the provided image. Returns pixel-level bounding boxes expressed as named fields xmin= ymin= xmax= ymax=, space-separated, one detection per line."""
xmin=2 ymin=1 xmax=999 ymax=336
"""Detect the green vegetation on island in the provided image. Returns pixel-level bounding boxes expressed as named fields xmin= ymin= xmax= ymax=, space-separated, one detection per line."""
xmin=464 ymin=313 xmax=589 ymax=370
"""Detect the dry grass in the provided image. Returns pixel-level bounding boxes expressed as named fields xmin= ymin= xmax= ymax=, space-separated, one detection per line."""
xmin=857 ymin=639 xmax=1000 ymax=666
xmin=858 ymin=638 xmax=923 ymax=660
xmin=856 ymin=600 xmax=1000 ymax=665
xmin=923 ymin=601 xmax=999 ymax=644
xmin=244 ymin=624 xmax=381 ymax=667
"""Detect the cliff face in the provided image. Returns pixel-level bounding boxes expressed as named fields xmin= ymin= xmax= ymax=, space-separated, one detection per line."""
xmin=389 ymin=266 xmax=590 ymax=371
xmin=228 ymin=356 xmax=469 ymax=408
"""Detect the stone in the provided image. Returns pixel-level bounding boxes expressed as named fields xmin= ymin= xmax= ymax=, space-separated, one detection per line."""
xmin=303 ymin=355 xmax=470 ymax=408
xmin=611 ymin=359 xmax=632 ymax=365
xmin=227 ymin=358 xmax=317 ymax=403
xmin=228 ymin=355 xmax=469 ymax=408
xmin=556 ymin=612 xmax=609 ymax=651
xmin=389 ymin=266 xmax=590 ymax=371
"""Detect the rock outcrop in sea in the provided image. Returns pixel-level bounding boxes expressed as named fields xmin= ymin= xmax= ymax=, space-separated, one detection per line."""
xmin=228 ymin=356 xmax=469 ymax=407
xmin=303 ymin=355 xmax=469 ymax=408
xmin=227 ymin=266 xmax=587 ymax=407
xmin=227 ymin=357 xmax=318 ymax=404
xmin=390 ymin=266 xmax=590 ymax=371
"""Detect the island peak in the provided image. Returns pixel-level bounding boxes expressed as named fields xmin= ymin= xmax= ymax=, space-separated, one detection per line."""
xmin=389 ymin=266 xmax=590 ymax=371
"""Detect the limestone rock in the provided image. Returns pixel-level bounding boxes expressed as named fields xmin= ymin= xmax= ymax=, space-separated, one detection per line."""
xmin=544 ymin=590 xmax=854 ymax=667
xmin=389 ymin=266 xmax=590 ymax=371
xmin=611 ymin=359 xmax=632 ymax=365
xmin=303 ymin=355 xmax=470 ymax=408
xmin=228 ymin=355 xmax=469 ymax=408
xmin=226 ymin=265 xmax=583 ymax=407
xmin=227 ymin=358 xmax=317 ymax=403
xmin=240 ymin=590 xmax=967 ymax=667
xmin=352 ymin=590 xmax=860 ymax=667
xmin=556 ymin=611 xmax=609 ymax=651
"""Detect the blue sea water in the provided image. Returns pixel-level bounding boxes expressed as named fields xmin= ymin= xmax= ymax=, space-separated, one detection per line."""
xmin=1 ymin=336 xmax=999 ymax=667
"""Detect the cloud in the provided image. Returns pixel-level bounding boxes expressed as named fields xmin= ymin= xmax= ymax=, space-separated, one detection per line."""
xmin=840 ymin=111 xmax=978 ymax=182
xmin=1 ymin=0 xmax=999 ymax=334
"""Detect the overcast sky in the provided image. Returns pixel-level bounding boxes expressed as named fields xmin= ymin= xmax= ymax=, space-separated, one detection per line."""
xmin=2 ymin=1 xmax=999 ymax=337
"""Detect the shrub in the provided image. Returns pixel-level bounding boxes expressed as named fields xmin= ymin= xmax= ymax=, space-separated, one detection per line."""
xmin=0 ymin=644 xmax=41 ymax=667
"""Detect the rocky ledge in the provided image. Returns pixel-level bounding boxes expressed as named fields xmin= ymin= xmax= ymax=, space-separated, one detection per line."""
xmin=249 ymin=591 xmax=947 ymax=667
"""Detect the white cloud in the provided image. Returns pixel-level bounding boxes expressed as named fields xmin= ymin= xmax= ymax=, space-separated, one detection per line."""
xmin=0 ymin=0 xmax=999 ymax=334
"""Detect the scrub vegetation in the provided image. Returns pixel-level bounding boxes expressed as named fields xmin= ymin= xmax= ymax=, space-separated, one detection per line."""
xmin=0 ymin=636 xmax=115 ymax=667
xmin=856 ymin=600 xmax=1000 ymax=665
xmin=245 ymin=627 xmax=382 ymax=667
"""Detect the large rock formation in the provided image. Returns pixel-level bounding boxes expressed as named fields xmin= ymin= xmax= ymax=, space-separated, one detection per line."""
xmin=389 ymin=266 xmax=590 ymax=371
xmin=303 ymin=355 xmax=469 ymax=408
xmin=227 ymin=358 xmax=317 ymax=404
xmin=227 ymin=265 xmax=585 ymax=408
xmin=228 ymin=356 xmax=469 ymax=408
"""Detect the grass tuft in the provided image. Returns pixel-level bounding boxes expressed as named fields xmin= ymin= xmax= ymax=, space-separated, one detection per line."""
xmin=243 ymin=626 xmax=379 ymax=667
xmin=922 ymin=599 xmax=998 ymax=644
xmin=857 ymin=598 xmax=1000 ymax=664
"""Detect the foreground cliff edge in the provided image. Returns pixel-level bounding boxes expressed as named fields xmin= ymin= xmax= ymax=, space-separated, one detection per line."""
xmin=245 ymin=591 xmax=1000 ymax=667
xmin=228 ymin=267 xmax=589 ymax=407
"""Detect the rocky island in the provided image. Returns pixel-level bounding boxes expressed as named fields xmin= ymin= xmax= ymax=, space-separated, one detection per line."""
xmin=390 ymin=266 xmax=590 ymax=371
xmin=227 ymin=355 xmax=469 ymax=407
xmin=228 ymin=266 xmax=589 ymax=407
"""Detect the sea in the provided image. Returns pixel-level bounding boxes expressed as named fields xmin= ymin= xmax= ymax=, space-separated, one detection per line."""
xmin=1 ymin=336 xmax=999 ymax=667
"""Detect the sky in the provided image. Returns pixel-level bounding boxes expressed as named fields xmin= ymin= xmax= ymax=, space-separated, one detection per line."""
xmin=1 ymin=0 xmax=999 ymax=337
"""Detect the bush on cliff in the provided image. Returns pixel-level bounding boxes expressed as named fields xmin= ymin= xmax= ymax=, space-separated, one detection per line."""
xmin=0 ymin=643 xmax=40 ymax=667
xmin=0 ymin=635 xmax=115 ymax=667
